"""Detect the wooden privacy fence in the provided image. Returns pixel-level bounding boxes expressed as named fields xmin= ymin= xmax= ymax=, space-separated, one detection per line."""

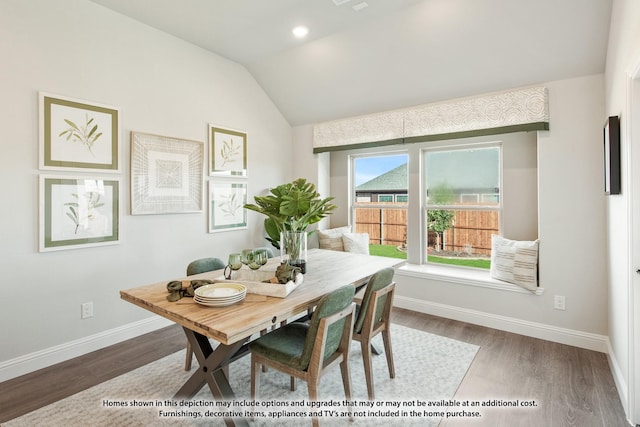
xmin=354 ymin=207 xmax=498 ymax=256
xmin=355 ymin=207 xmax=407 ymax=246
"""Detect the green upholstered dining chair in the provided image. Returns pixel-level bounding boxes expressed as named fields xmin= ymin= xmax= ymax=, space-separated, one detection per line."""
xmin=352 ymin=267 xmax=396 ymax=400
xmin=186 ymin=257 xmax=226 ymax=276
xmin=184 ymin=257 xmax=225 ymax=371
xmin=250 ymin=285 xmax=356 ymax=427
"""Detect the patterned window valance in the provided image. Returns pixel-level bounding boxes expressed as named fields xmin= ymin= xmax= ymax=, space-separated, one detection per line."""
xmin=312 ymin=86 xmax=549 ymax=153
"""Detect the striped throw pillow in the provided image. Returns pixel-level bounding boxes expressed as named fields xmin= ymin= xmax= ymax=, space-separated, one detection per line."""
xmin=318 ymin=226 xmax=352 ymax=251
xmin=490 ymin=235 xmax=539 ymax=291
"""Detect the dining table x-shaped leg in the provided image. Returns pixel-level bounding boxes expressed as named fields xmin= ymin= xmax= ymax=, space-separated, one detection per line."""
xmin=174 ymin=327 xmax=250 ymax=427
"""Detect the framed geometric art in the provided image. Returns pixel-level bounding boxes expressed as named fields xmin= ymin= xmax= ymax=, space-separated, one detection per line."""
xmin=39 ymin=175 xmax=120 ymax=252
xmin=130 ymin=132 xmax=204 ymax=215
xmin=39 ymin=92 xmax=119 ymax=172
xmin=209 ymin=125 xmax=247 ymax=176
xmin=604 ymin=116 xmax=621 ymax=195
xmin=209 ymin=180 xmax=247 ymax=233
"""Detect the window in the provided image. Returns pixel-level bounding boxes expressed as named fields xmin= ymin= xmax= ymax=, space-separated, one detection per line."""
xmin=352 ymin=153 xmax=408 ymax=259
xmin=339 ymin=132 xmax=537 ymax=274
xmin=423 ymin=145 xmax=500 ymax=269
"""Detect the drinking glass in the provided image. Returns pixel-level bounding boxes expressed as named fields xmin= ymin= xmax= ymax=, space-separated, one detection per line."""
xmin=228 ymin=253 xmax=242 ymax=270
xmin=255 ymin=249 xmax=269 ymax=266
xmin=241 ymin=249 xmax=253 ymax=266
xmin=248 ymin=252 xmax=262 ymax=271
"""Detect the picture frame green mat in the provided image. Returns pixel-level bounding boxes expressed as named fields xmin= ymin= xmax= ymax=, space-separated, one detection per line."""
xmin=39 ymin=92 xmax=119 ymax=172
xmin=39 ymin=175 xmax=120 ymax=252
xmin=209 ymin=180 xmax=247 ymax=232
xmin=209 ymin=125 xmax=247 ymax=177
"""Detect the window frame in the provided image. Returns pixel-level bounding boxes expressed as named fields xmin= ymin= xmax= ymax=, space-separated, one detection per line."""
xmin=350 ymin=150 xmax=409 ymax=247
xmin=421 ymin=142 xmax=503 ymax=266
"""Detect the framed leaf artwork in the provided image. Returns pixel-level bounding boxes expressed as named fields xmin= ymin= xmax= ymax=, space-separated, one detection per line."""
xmin=39 ymin=175 xmax=120 ymax=252
xmin=209 ymin=180 xmax=247 ymax=232
xmin=209 ymin=125 xmax=247 ymax=176
xmin=39 ymin=92 xmax=119 ymax=172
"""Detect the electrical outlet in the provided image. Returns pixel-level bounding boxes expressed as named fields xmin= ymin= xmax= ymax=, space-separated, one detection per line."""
xmin=81 ymin=302 xmax=93 ymax=319
xmin=554 ymin=295 xmax=566 ymax=311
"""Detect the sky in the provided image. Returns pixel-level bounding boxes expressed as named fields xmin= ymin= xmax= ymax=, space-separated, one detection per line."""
xmin=354 ymin=154 xmax=408 ymax=186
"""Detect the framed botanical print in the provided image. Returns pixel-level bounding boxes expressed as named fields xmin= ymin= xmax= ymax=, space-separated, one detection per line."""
xmin=39 ymin=92 xmax=119 ymax=172
xmin=209 ymin=180 xmax=247 ymax=232
xmin=209 ymin=125 xmax=247 ymax=176
xmin=130 ymin=132 xmax=204 ymax=215
xmin=39 ymin=175 xmax=120 ymax=252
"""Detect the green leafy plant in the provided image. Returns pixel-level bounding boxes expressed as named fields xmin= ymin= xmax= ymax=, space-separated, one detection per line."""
xmin=244 ymin=178 xmax=337 ymax=249
xmin=58 ymin=114 xmax=103 ymax=154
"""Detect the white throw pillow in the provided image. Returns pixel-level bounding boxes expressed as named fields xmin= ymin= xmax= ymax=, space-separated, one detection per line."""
xmin=342 ymin=233 xmax=370 ymax=255
xmin=490 ymin=235 xmax=539 ymax=291
xmin=318 ymin=226 xmax=351 ymax=251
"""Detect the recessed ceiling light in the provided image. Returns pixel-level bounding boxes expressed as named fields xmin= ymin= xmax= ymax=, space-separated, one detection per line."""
xmin=292 ymin=26 xmax=309 ymax=38
xmin=332 ymin=0 xmax=351 ymax=5
xmin=352 ymin=2 xmax=368 ymax=11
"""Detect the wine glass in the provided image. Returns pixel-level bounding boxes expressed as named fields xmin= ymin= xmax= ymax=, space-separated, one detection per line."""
xmin=255 ymin=248 xmax=269 ymax=266
xmin=252 ymin=251 xmax=266 ymax=269
xmin=241 ymin=249 xmax=253 ymax=266
xmin=224 ymin=253 xmax=242 ymax=280
xmin=228 ymin=253 xmax=242 ymax=270
xmin=248 ymin=252 xmax=262 ymax=271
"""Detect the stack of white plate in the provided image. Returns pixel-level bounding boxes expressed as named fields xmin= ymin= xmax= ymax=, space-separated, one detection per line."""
xmin=194 ymin=283 xmax=247 ymax=307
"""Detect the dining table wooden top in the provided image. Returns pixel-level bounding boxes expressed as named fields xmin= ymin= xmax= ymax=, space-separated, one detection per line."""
xmin=120 ymin=248 xmax=404 ymax=346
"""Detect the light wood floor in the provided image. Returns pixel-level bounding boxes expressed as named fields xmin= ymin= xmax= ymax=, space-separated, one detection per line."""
xmin=0 ymin=308 xmax=629 ymax=426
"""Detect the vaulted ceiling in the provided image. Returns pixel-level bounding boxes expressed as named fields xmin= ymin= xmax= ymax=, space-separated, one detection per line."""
xmin=90 ymin=0 xmax=612 ymax=126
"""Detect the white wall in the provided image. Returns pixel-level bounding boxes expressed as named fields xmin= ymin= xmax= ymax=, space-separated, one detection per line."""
xmin=292 ymin=124 xmax=335 ymax=237
xmin=604 ymin=0 xmax=640 ymax=421
xmin=0 ymin=0 xmax=292 ymax=375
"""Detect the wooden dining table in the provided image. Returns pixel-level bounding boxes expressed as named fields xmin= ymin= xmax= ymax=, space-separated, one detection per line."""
xmin=120 ymin=248 xmax=403 ymax=426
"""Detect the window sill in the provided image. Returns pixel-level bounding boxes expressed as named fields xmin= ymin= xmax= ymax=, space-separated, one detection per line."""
xmin=395 ymin=263 xmax=544 ymax=295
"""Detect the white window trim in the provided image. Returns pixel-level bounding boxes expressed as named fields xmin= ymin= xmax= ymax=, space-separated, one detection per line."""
xmin=396 ymin=262 xmax=544 ymax=296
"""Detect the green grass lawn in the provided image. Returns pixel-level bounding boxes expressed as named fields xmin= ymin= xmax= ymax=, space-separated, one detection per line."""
xmin=369 ymin=244 xmax=407 ymax=259
xmin=369 ymin=244 xmax=491 ymax=269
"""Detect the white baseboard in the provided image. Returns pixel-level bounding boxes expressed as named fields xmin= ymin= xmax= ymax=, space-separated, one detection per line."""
xmin=0 ymin=316 xmax=173 ymax=383
xmin=606 ymin=339 xmax=630 ymax=422
xmin=394 ymin=295 xmax=609 ymax=353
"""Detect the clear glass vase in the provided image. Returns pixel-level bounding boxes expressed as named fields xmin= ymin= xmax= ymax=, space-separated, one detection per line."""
xmin=280 ymin=231 xmax=307 ymax=274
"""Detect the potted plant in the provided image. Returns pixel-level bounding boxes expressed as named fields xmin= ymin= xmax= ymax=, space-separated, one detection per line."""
xmin=244 ymin=178 xmax=336 ymax=273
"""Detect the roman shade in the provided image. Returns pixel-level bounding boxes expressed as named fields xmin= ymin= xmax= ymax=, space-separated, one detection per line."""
xmin=313 ymin=86 xmax=549 ymax=153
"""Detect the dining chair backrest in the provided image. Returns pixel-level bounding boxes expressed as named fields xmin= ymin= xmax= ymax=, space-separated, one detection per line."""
xmin=354 ymin=267 xmax=395 ymax=334
xmin=299 ymin=285 xmax=355 ymax=369
xmin=186 ymin=257 xmax=225 ymax=276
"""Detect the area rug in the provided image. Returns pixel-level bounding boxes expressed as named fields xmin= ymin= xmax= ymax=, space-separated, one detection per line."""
xmin=4 ymin=325 xmax=478 ymax=426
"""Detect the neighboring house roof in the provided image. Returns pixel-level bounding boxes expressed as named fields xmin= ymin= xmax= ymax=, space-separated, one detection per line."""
xmin=356 ymin=163 xmax=407 ymax=192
